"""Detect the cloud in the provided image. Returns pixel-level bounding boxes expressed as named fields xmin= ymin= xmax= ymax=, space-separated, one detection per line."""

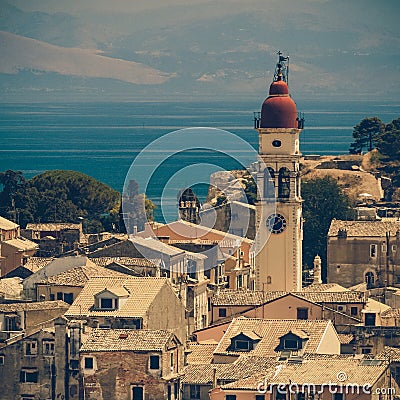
xmin=0 ymin=31 xmax=174 ymax=85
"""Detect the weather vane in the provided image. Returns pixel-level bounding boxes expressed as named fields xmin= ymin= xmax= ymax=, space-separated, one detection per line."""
xmin=274 ymin=51 xmax=289 ymax=86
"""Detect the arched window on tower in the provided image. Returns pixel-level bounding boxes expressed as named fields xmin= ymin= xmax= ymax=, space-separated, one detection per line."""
xmin=278 ymin=167 xmax=290 ymax=199
xmin=264 ymin=167 xmax=275 ymax=198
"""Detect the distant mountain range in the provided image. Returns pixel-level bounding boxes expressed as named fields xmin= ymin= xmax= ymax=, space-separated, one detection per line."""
xmin=1 ymin=1 xmax=399 ymax=101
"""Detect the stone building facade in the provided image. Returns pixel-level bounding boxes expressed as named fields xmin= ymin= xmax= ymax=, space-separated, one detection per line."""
xmin=80 ymin=329 xmax=183 ymax=400
xmin=327 ymin=219 xmax=400 ymax=288
xmin=0 ymin=328 xmax=57 ymax=400
xmin=0 ymin=216 xmax=38 ymax=276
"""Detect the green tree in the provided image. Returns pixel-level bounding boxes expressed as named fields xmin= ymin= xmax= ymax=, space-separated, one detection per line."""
xmin=302 ymin=176 xmax=355 ymax=281
xmin=0 ymin=170 xmax=121 ymax=233
xmin=376 ymin=117 xmax=400 ymax=161
xmin=0 ymin=170 xmax=26 ymax=218
xmin=349 ymin=117 xmax=384 ymax=154
xmin=244 ymin=176 xmax=257 ymax=205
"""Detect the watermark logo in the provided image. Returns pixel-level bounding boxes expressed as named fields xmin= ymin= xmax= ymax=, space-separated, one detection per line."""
xmin=336 ymin=372 xmax=348 ymax=382
xmin=256 ymin=372 xmax=396 ymax=396
xmin=122 ymin=127 xmax=275 ymax=270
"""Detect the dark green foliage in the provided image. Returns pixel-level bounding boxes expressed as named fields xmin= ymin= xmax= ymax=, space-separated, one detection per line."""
xmin=376 ymin=117 xmax=400 ymax=161
xmin=244 ymin=176 xmax=257 ymax=205
xmin=349 ymin=117 xmax=384 ymax=154
xmin=302 ymin=176 xmax=355 ymax=281
xmin=0 ymin=170 xmax=27 ymax=216
xmin=0 ymin=170 xmax=121 ymax=233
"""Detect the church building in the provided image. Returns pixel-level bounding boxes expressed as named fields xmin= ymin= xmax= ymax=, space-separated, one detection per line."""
xmin=255 ymin=55 xmax=304 ymax=292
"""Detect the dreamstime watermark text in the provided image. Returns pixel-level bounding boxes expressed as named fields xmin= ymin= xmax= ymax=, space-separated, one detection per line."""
xmin=256 ymin=372 xmax=396 ymax=396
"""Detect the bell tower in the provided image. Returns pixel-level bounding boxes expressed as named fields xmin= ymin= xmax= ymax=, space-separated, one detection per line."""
xmin=255 ymin=54 xmax=303 ymax=292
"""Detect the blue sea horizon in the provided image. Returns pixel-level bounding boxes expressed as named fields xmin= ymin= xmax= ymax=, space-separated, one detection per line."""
xmin=1 ymin=99 xmax=398 ymax=222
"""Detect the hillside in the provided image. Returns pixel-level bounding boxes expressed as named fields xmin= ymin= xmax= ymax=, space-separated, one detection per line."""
xmin=0 ymin=31 xmax=174 ymax=85
xmin=301 ymin=155 xmax=383 ymax=202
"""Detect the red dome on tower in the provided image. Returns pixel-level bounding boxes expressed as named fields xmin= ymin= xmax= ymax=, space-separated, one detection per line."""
xmin=260 ymin=70 xmax=298 ymax=129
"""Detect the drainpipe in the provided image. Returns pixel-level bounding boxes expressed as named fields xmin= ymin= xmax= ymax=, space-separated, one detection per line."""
xmin=212 ymin=367 xmax=217 ymax=389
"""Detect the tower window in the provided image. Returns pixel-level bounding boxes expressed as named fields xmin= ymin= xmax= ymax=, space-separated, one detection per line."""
xmin=272 ymin=139 xmax=282 ymax=147
xmin=278 ymin=167 xmax=290 ymax=199
xmin=264 ymin=167 xmax=275 ymax=198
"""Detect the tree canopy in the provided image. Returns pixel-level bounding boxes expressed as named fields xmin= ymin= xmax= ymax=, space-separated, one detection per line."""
xmin=0 ymin=170 xmax=121 ymax=233
xmin=302 ymin=176 xmax=355 ymax=280
xmin=376 ymin=117 xmax=400 ymax=161
xmin=349 ymin=117 xmax=384 ymax=154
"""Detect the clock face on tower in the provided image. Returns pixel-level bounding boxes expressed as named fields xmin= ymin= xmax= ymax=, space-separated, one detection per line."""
xmin=266 ymin=213 xmax=287 ymax=234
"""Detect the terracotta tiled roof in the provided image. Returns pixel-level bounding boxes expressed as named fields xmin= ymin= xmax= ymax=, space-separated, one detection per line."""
xmin=186 ymin=342 xmax=218 ymax=364
xmin=222 ymin=357 xmax=388 ymax=390
xmin=337 ymin=333 xmax=354 ymax=344
xmin=65 ymin=276 xmax=171 ymax=318
xmin=0 ymin=216 xmax=19 ymax=231
xmin=216 ymin=355 xmax=278 ymax=382
xmin=211 ymin=290 xmax=364 ymax=307
xmin=130 ymin=237 xmax=185 ymax=256
xmin=378 ymin=346 xmax=400 ymax=361
xmin=213 ymin=317 xmax=335 ymax=357
xmin=211 ymin=290 xmax=287 ymax=306
xmin=328 ymin=219 xmax=400 ymax=237
xmin=0 ymin=300 xmax=70 ymax=312
xmin=381 ymin=308 xmax=400 ymax=318
xmin=22 ymin=257 xmax=54 ymax=273
xmin=0 ymin=278 xmax=23 ymax=299
xmin=141 ymin=219 xmax=253 ymax=244
xmin=182 ymin=364 xmax=220 ymax=384
xmin=2 ymin=237 xmax=38 ymax=251
xmin=37 ymin=265 xmax=128 ymax=287
xmin=302 ymin=283 xmax=348 ymax=292
xmin=25 ymin=223 xmax=81 ymax=231
xmin=182 ymin=355 xmax=278 ymax=384
xmin=295 ymin=291 xmax=366 ymax=304
xmin=80 ymin=328 xmax=176 ymax=352
xmin=90 ymin=257 xmax=158 ymax=268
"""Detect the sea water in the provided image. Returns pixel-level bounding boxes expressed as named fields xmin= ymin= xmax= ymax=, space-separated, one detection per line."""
xmin=0 ymin=100 xmax=398 ymax=221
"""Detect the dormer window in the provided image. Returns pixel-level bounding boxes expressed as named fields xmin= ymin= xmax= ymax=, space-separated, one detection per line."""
xmin=94 ymin=287 xmax=129 ymax=311
xmin=234 ymin=340 xmax=250 ymax=351
xmin=278 ymin=330 xmax=309 ymax=352
xmin=100 ymin=298 xmax=117 ymax=310
xmin=283 ymin=339 xmax=299 ymax=350
xmin=229 ymin=331 xmax=261 ymax=352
